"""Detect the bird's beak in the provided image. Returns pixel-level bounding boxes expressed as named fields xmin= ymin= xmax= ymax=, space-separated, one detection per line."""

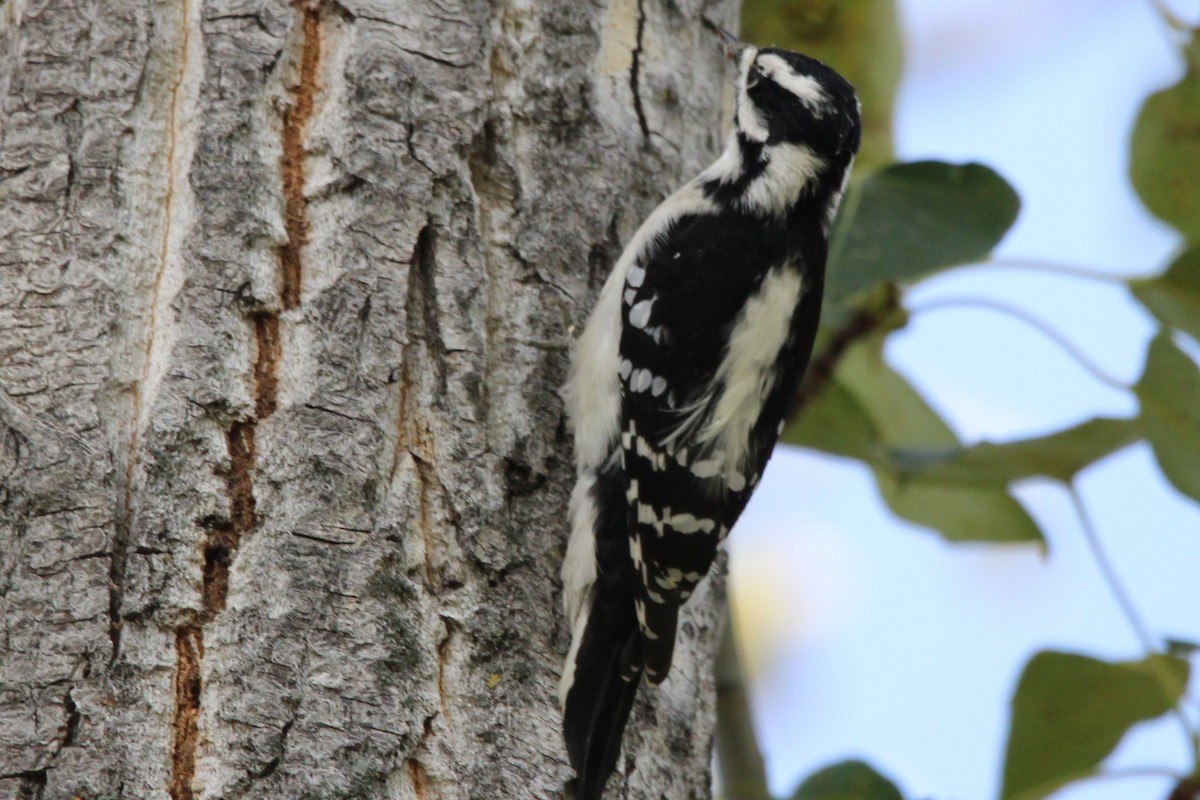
xmin=713 ymin=25 xmax=742 ymax=62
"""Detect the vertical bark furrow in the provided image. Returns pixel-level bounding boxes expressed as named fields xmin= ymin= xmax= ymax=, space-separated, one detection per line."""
xmin=170 ymin=626 xmax=204 ymax=800
xmin=170 ymin=228 xmax=287 ymax=797
xmin=14 ymin=769 xmax=46 ymax=800
xmin=252 ymin=314 xmax=283 ymax=420
xmin=112 ymin=0 xmax=203 ymax=663
xmin=629 ymin=0 xmax=651 ymax=140
xmin=170 ymin=329 xmax=270 ymax=798
xmin=162 ymin=3 xmax=320 ymax=791
xmin=406 ymin=753 xmax=431 ymax=800
xmin=2 ymin=0 xmax=738 ymax=796
xmin=225 ymin=419 xmax=260 ymax=541
xmin=409 ymin=223 xmax=448 ymax=395
xmin=279 ymin=2 xmax=322 ymax=311
xmin=395 ymin=221 xmax=446 ymax=592
xmin=107 ymin=512 xmax=132 ymax=661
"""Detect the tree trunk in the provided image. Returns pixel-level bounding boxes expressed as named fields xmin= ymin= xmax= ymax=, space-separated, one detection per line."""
xmin=0 ymin=0 xmax=737 ymax=797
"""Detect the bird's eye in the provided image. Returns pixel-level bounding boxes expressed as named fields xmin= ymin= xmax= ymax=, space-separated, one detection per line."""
xmin=746 ymin=64 xmax=764 ymax=88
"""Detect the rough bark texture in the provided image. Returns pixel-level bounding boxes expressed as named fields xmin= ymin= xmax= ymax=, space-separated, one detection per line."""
xmin=0 ymin=0 xmax=738 ymax=797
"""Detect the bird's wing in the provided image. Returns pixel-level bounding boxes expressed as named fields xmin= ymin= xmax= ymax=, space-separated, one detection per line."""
xmin=616 ymin=209 xmax=787 ymax=682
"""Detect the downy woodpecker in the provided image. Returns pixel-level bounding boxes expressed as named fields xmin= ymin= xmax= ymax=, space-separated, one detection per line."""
xmin=560 ymin=32 xmax=861 ymax=799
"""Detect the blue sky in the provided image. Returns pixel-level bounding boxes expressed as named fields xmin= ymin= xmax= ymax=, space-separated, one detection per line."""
xmin=728 ymin=2 xmax=1200 ymax=798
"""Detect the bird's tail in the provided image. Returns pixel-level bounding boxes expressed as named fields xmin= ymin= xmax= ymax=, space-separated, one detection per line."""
xmin=561 ymin=596 xmax=642 ymax=800
xmin=560 ymin=477 xmax=644 ymax=800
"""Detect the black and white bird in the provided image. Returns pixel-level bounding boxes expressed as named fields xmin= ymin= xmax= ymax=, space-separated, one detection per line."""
xmin=559 ymin=33 xmax=861 ymax=800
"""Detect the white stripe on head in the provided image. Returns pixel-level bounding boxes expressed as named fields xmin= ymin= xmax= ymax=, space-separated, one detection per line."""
xmin=756 ymin=53 xmax=829 ymax=114
xmin=736 ymin=46 xmax=768 ymax=143
xmin=741 ymin=143 xmax=825 ymax=216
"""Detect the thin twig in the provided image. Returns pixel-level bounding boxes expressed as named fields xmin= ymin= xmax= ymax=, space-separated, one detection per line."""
xmin=1146 ymin=0 xmax=1191 ymax=33
xmin=1069 ymin=485 xmax=1200 ymax=760
xmin=714 ymin=605 xmax=771 ymax=800
xmin=1068 ymin=484 xmax=1154 ymax=652
xmin=1075 ymin=766 xmax=1189 ymax=787
xmin=984 ymin=258 xmax=1142 ymax=285
xmin=906 ymin=296 xmax=1131 ymax=391
xmin=1142 ymin=0 xmax=1199 ymax=64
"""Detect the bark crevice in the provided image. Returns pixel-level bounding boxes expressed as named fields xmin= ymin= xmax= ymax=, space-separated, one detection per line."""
xmin=168 ymin=242 xmax=289 ymax=799
xmin=404 ymin=711 xmax=438 ymax=800
xmin=164 ymin=2 xmax=319 ymax=784
xmin=409 ymin=223 xmax=448 ymax=395
xmin=5 ymin=769 xmax=46 ymax=800
xmin=111 ymin=0 xmax=201 ymax=664
xmin=393 ymin=220 xmax=459 ymax=589
xmin=279 ymin=1 xmax=323 ymax=311
xmin=61 ymin=689 xmax=81 ymax=748
xmin=630 ymin=0 xmax=651 ymax=140
xmin=248 ymin=714 xmax=295 ymax=781
xmin=169 ymin=626 xmax=204 ymax=800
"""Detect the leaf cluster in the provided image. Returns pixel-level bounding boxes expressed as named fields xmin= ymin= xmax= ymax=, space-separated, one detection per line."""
xmin=723 ymin=8 xmax=1200 ymax=800
xmin=784 ymin=152 xmax=1200 ymax=541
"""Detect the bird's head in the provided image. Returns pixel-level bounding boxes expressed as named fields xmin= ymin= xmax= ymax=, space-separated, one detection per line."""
xmin=731 ymin=45 xmax=861 ymax=162
xmin=700 ymin=29 xmax=862 ymax=218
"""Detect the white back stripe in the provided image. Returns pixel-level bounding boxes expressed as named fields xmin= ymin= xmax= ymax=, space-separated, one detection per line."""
xmin=667 ymin=267 xmax=805 ymax=475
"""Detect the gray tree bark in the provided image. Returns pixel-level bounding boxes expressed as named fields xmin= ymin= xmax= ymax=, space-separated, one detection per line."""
xmin=0 ymin=0 xmax=737 ymax=797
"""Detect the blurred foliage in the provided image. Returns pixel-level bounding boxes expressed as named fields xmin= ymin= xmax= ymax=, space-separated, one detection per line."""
xmin=787 ymin=331 xmax=1043 ymax=544
xmin=741 ymin=0 xmax=902 ymax=171
xmin=1130 ymin=246 xmax=1200 ymax=341
xmin=790 ymin=761 xmax=906 ymax=800
xmin=886 ymin=416 xmax=1140 ymax=486
xmin=824 ymin=162 xmax=1021 ymax=311
xmin=1130 ymin=37 xmax=1200 ymax=240
xmin=1134 ymin=332 xmax=1200 ymax=502
xmin=1000 ymin=652 xmax=1190 ymax=800
xmin=719 ymin=3 xmax=1200 ymax=800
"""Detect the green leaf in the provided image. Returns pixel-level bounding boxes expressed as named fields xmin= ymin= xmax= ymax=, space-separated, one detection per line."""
xmin=836 ymin=332 xmax=956 ymax=446
xmin=1130 ymin=59 xmax=1200 ymax=240
xmin=1165 ymin=637 xmax=1200 ymax=658
xmin=887 ymin=417 xmax=1140 ymax=485
xmin=1130 ymin=246 xmax=1200 ymax=341
xmin=873 ymin=472 xmax=1042 ymax=544
xmin=782 ymin=379 xmax=880 ymax=461
xmin=1134 ymin=333 xmax=1200 ymax=502
xmin=826 ymin=161 xmax=1021 ymax=308
xmin=785 ymin=336 xmax=1043 ymax=544
xmin=792 ymin=760 xmax=905 ymax=800
xmin=1000 ymin=651 xmax=1190 ymax=800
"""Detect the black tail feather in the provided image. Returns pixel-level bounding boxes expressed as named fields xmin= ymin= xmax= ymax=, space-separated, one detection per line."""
xmin=561 ymin=463 xmax=652 ymax=799
xmin=563 ymin=619 xmax=642 ymax=800
xmin=638 ymin=597 xmax=679 ymax=685
xmin=562 ymin=526 xmax=643 ymax=800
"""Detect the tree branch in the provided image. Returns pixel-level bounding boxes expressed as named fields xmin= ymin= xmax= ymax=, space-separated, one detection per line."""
xmin=714 ymin=606 xmax=771 ymax=800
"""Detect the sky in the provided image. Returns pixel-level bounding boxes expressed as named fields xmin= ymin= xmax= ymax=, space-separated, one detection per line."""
xmin=727 ymin=2 xmax=1200 ymax=799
